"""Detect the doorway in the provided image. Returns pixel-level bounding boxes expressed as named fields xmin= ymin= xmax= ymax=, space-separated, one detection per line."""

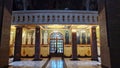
xmin=50 ymin=32 xmax=64 ymax=57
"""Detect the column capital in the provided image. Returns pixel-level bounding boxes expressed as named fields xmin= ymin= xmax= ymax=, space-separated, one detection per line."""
xmin=15 ymin=25 xmax=23 ymax=28
xmin=91 ymin=26 xmax=97 ymax=29
xmin=35 ymin=26 xmax=40 ymax=28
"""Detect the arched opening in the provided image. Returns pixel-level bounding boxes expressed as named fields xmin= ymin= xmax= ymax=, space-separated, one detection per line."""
xmin=50 ymin=32 xmax=64 ymax=57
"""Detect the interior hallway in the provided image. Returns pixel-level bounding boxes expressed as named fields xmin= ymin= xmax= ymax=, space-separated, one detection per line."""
xmin=9 ymin=57 xmax=101 ymax=68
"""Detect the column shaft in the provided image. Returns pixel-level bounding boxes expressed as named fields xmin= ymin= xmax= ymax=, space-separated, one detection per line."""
xmin=91 ymin=26 xmax=98 ymax=61
xmin=13 ymin=26 xmax=22 ymax=61
xmin=34 ymin=26 xmax=42 ymax=60
xmin=71 ymin=31 xmax=78 ymax=60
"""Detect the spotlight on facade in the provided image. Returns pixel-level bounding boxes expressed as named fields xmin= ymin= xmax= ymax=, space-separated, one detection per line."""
xmin=72 ymin=29 xmax=77 ymax=32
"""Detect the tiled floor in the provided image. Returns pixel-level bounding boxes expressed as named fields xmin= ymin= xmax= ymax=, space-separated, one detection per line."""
xmin=65 ymin=58 xmax=101 ymax=68
xmin=46 ymin=57 xmax=64 ymax=68
xmin=9 ymin=58 xmax=48 ymax=68
xmin=9 ymin=58 xmax=101 ymax=68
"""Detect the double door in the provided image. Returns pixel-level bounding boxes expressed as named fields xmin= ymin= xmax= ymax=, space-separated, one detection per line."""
xmin=50 ymin=39 xmax=63 ymax=57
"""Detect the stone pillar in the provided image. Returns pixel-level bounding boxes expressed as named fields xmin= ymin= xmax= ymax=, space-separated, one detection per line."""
xmin=13 ymin=26 xmax=23 ymax=61
xmin=71 ymin=30 xmax=78 ymax=60
xmin=98 ymin=0 xmax=120 ymax=68
xmin=0 ymin=0 xmax=12 ymax=67
xmin=34 ymin=26 xmax=42 ymax=60
xmin=91 ymin=26 xmax=98 ymax=61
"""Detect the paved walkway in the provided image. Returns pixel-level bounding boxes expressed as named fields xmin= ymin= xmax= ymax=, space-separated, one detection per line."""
xmin=9 ymin=58 xmax=101 ymax=68
xmin=65 ymin=58 xmax=101 ymax=68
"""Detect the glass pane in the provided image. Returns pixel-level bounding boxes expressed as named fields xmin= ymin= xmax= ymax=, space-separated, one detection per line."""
xmin=57 ymin=40 xmax=63 ymax=53
xmin=65 ymin=31 xmax=69 ymax=44
xmin=50 ymin=40 xmax=56 ymax=53
xmin=50 ymin=32 xmax=63 ymax=39
xmin=57 ymin=47 xmax=63 ymax=53
xmin=50 ymin=32 xmax=63 ymax=54
xmin=82 ymin=32 xmax=86 ymax=44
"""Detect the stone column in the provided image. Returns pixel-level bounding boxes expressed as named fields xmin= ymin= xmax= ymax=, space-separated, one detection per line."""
xmin=91 ymin=26 xmax=98 ymax=61
xmin=71 ymin=30 xmax=78 ymax=60
xmin=0 ymin=0 xmax=12 ymax=67
xmin=13 ymin=26 xmax=23 ymax=61
xmin=34 ymin=26 xmax=42 ymax=60
xmin=98 ymin=0 xmax=120 ymax=68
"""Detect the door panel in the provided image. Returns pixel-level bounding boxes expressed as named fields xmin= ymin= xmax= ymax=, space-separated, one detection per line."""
xmin=57 ymin=40 xmax=63 ymax=53
xmin=50 ymin=39 xmax=63 ymax=57
xmin=50 ymin=32 xmax=64 ymax=57
xmin=50 ymin=40 xmax=56 ymax=53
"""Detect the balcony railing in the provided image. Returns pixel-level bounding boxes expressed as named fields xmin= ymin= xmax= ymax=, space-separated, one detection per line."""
xmin=12 ymin=10 xmax=98 ymax=25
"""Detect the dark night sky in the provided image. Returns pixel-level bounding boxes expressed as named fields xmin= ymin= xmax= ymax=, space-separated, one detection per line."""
xmin=13 ymin=0 xmax=98 ymax=10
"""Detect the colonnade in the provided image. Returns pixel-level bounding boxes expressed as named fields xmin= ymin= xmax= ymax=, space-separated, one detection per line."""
xmin=13 ymin=26 xmax=41 ymax=61
xmin=13 ymin=26 xmax=98 ymax=61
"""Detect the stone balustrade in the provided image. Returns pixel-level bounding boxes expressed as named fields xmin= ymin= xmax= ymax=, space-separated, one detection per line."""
xmin=12 ymin=10 xmax=98 ymax=25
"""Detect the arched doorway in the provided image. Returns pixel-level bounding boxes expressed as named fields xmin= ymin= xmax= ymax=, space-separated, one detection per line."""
xmin=50 ymin=32 xmax=64 ymax=57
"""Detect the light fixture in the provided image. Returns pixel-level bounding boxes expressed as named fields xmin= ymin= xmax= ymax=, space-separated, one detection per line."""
xmin=72 ymin=29 xmax=77 ymax=32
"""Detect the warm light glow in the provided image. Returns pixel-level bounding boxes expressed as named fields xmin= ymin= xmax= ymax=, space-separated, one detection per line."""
xmin=11 ymin=32 xmax=14 ymax=34
xmin=53 ymin=30 xmax=58 ymax=33
xmin=96 ymin=25 xmax=99 ymax=29
xmin=11 ymin=26 xmax=16 ymax=29
xmin=81 ymin=30 xmax=86 ymax=33
xmin=72 ymin=29 xmax=77 ymax=32
xmin=77 ymin=25 xmax=87 ymax=28
xmin=47 ymin=25 xmax=64 ymax=29
xmin=71 ymin=25 xmax=91 ymax=29
xmin=22 ymin=32 xmax=26 ymax=37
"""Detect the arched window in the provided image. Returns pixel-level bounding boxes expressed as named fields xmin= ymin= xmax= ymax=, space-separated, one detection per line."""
xmin=65 ymin=31 xmax=69 ymax=44
xmin=77 ymin=31 xmax=80 ymax=44
xmin=44 ymin=31 xmax=48 ymax=44
xmin=87 ymin=32 xmax=90 ymax=44
xmin=50 ymin=32 xmax=63 ymax=39
xmin=50 ymin=32 xmax=63 ymax=54
xmin=81 ymin=31 xmax=86 ymax=44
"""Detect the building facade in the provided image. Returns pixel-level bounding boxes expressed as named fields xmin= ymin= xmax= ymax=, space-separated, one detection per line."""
xmin=2 ymin=0 xmax=120 ymax=68
xmin=9 ymin=0 xmax=100 ymax=60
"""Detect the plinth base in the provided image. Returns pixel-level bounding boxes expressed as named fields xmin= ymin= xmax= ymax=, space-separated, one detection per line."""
xmin=70 ymin=58 xmax=80 ymax=61
xmin=33 ymin=58 xmax=42 ymax=61
xmin=91 ymin=58 xmax=98 ymax=61
xmin=13 ymin=59 xmax=21 ymax=61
